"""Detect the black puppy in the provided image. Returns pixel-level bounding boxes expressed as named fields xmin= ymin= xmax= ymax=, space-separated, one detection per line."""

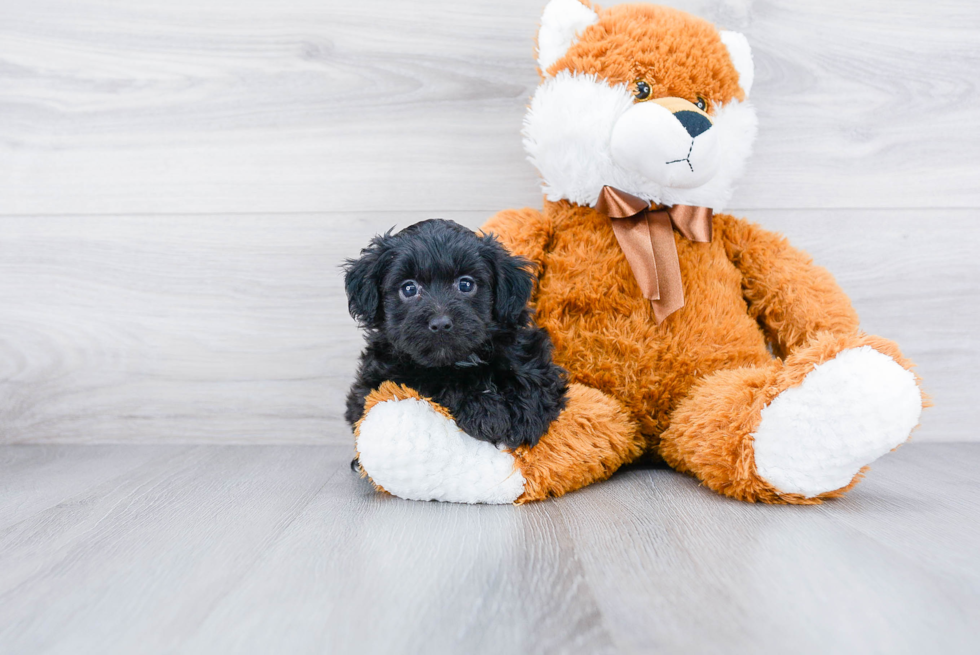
xmin=344 ymin=219 xmax=567 ymax=449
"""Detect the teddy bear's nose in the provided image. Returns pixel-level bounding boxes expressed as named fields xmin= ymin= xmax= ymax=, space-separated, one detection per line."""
xmin=674 ymin=110 xmax=712 ymax=138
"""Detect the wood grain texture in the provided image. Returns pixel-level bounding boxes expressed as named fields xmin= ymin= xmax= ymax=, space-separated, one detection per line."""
xmin=558 ymin=457 xmax=980 ymax=654
xmin=0 ymin=0 xmax=976 ymax=444
xmin=0 ymin=445 xmax=181 ymax=530
xmin=0 ymin=209 xmax=974 ymax=444
xmin=0 ymin=0 xmax=978 ymax=214
xmin=0 ymin=443 xmax=976 ymax=654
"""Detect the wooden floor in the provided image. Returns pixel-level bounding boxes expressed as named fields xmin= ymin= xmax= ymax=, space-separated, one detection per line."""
xmin=0 ymin=443 xmax=977 ymax=654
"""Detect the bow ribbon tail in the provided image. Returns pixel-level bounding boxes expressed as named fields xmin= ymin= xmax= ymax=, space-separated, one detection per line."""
xmin=607 ymin=210 xmax=683 ymax=324
xmin=645 ymin=209 xmax=685 ymax=323
xmin=608 ymin=212 xmax=663 ymax=301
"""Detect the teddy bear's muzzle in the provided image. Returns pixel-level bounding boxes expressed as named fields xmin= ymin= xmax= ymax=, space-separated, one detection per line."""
xmin=610 ymin=97 xmax=721 ymax=189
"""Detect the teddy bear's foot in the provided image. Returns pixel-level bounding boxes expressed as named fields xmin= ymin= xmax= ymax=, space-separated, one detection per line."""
xmin=354 ymin=382 xmax=642 ymax=504
xmin=660 ymin=332 xmax=925 ymax=504
xmin=355 ymin=383 xmax=525 ymax=504
xmin=752 ymin=345 xmax=922 ymax=497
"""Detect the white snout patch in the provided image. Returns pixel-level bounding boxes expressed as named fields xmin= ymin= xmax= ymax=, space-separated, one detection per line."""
xmin=610 ymin=103 xmax=720 ymax=189
xmin=356 ymin=397 xmax=526 ymax=504
xmin=522 ymin=71 xmax=757 ymax=210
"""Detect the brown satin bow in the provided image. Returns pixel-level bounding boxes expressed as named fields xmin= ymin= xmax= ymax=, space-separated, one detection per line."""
xmin=595 ymin=185 xmax=713 ymax=324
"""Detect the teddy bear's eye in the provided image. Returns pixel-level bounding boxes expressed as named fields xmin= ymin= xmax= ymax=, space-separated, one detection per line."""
xmin=695 ymin=96 xmax=708 ymax=111
xmin=633 ymin=80 xmax=652 ymax=101
xmin=399 ymin=280 xmax=419 ymax=299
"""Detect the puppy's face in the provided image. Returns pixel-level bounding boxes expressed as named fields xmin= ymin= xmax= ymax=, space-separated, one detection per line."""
xmin=381 ymin=231 xmax=494 ymax=367
xmin=345 ymin=220 xmax=533 ymax=368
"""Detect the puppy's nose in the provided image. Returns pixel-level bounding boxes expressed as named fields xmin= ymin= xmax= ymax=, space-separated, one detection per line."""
xmin=428 ymin=315 xmax=453 ymax=332
xmin=674 ymin=110 xmax=712 ymax=138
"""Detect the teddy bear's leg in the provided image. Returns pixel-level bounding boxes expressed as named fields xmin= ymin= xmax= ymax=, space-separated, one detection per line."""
xmin=354 ymin=382 xmax=641 ymax=504
xmin=658 ymin=332 xmax=925 ymax=504
xmin=511 ymin=383 xmax=643 ymax=503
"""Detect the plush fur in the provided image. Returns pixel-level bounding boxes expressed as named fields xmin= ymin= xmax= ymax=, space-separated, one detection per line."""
xmin=355 ymin=382 xmax=528 ymax=504
xmin=344 ymin=219 xmax=568 ymax=449
xmin=482 ymin=202 xmax=925 ymax=503
xmin=524 ymin=71 xmax=757 ymax=209
xmin=353 ymin=381 xmax=639 ymax=504
xmin=524 ymin=1 xmax=758 ymax=210
xmin=537 ymin=0 xmax=599 ymax=71
xmin=751 ymin=346 xmax=922 ymax=497
xmin=351 ymin=1 xmax=926 ymax=505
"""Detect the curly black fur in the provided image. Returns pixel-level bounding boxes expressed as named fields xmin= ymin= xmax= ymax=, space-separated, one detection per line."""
xmin=343 ymin=219 xmax=568 ymax=448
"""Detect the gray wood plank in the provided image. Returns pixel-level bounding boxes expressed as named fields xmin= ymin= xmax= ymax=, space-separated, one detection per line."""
xmin=0 ymin=445 xmax=347 ymax=655
xmin=0 ymin=209 xmax=974 ymax=444
xmin=0 ymin=445 xmax=183 ymax=530
xmin=183 ymin=460 xmax=616 ymax=655
xmin=0 ymin=0 xmax=978 ymax=214
xmin=0 ymin=443 xmax=976 ymax=655
xmin=814 ymin=447 xmax=980 ymax=592
xmin=554 ymin=447 xmax=980 ymax=655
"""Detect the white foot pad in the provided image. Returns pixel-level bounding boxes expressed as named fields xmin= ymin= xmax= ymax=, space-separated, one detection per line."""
xmin=753 ymin=346 xmax=922 ymax=497
xmin=356 ymin=398 xmax=525 ymax=504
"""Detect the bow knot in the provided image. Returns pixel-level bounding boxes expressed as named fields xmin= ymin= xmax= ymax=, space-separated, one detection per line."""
xmin=595 ymin=185 xmax=713 ymax=324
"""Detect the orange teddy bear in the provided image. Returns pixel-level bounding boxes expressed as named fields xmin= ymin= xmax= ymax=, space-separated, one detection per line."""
xmin=354 ymin=0 xmax=925 ymax=505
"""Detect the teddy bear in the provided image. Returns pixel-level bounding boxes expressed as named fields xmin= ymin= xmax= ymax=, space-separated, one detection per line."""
xmin=351 ymin=0 xmax=925 ymax=505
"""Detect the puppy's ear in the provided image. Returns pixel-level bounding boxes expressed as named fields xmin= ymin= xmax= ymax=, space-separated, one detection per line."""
xmin=480 ymin=234 xmax=534 ymax=328
xmin=344 ymin=231 xmax=396 ymax=328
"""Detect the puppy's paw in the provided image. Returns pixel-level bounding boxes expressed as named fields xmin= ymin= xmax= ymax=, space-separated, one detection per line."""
xmin=454 ymin=399 xmax=515 ymax=448
xmin=354 ymin=382 xmax=526 ymax=504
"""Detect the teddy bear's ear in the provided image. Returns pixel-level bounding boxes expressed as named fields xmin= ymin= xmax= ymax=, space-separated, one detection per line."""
xmin=536 ymin=0 xmax=600 ymax=73
xmin=719 ymin=30 xmax=754 ymax=97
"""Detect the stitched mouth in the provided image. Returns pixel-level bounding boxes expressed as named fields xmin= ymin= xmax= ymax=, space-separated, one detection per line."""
xmin=665 ymin=140 xmax=695 ymax=172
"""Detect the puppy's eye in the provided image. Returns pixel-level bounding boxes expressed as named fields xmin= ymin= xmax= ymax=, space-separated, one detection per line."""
xmin=633 ymin=79 xmax=652 ymax=101
xmin=695 ymin=96 xmax=708 ymax=111
xmin=457 ymin=277 xmax=476 ymax=293
xmin=399 ymin=280 xmax=419 ymax=299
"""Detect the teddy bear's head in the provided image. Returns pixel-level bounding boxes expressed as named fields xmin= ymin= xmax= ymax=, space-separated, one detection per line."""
xmin=523 ymin=0 xmax=757 ymax=211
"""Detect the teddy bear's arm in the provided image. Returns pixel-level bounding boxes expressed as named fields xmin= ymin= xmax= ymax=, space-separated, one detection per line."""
xmin=716 ymin=215 xmax=860 ymax=358
xmin=480 ymin=208 xmax=555 ymax=284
